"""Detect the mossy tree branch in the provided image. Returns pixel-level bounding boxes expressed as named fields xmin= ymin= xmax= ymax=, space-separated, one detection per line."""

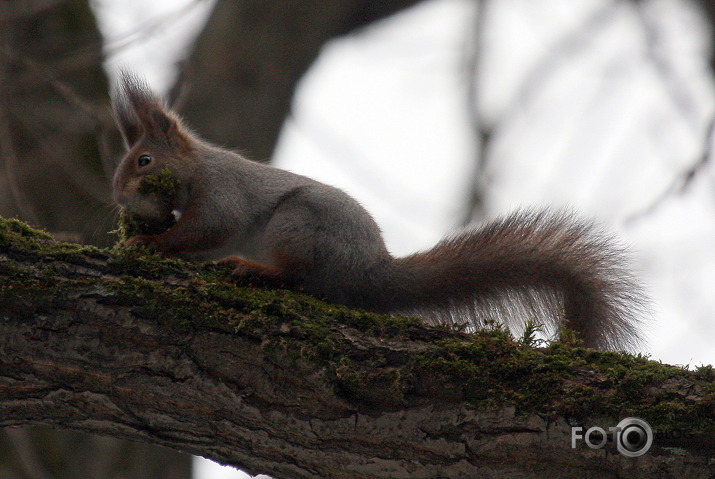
xmin=0 ymin=217 xmax=714 ymax=479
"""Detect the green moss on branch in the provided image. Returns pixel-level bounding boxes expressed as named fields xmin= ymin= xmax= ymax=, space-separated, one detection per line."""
xmin=1 ymin=215 xmax=714 ymax=439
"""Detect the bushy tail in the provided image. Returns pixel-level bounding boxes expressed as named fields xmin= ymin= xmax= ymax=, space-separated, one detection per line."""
xmin=387 ymin=210 xmax=647 ymax=351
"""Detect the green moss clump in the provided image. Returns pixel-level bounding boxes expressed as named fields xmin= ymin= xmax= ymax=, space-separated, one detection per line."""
xmin=115 ymin=167 xmax=180 ymax=241
xmin=136 ymin=167 xmax=180 ymax=197
xmin=115 ymin=209 xmax=171 ymax=241
xmin=0 ymin=217 xmax=106 ymax=261
xmin=0 ymin=217 xmax=52 ymax=249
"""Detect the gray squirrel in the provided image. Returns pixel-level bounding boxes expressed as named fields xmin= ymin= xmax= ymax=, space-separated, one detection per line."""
xmin=112 ymin=72 xmax=646 ymax=351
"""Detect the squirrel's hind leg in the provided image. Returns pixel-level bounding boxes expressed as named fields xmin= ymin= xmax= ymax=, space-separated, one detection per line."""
xmin=218 ymin=256 xmax=287 ymax=288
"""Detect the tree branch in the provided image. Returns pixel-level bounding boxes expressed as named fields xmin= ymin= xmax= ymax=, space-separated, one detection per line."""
xmin=0 ymin=217 xmax=714 ymax=478
xmin=173 ymin=0 xmax=429 ymax=161
xmin=626 ymin=113 xmax=715 ymax=225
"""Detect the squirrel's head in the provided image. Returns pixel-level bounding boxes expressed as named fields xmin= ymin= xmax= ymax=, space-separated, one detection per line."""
xmin=111 ymin=71 xmax=197 ymax=223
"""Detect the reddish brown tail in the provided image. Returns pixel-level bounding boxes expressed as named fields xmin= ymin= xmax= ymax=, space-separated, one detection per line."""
xmin=387 ymin=210 xmax=647 ymax=351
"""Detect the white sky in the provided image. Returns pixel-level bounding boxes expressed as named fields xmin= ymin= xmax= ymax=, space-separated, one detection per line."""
xmin=94 ymin=0 xmax=715 ymax=476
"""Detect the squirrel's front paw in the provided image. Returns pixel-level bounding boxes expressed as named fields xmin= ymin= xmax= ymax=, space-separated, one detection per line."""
xmin=124 ymin=234 xmax=161 ymax=250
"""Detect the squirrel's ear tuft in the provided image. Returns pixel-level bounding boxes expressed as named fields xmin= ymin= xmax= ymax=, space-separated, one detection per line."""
xmin=112 ymin=73 xmax=143 ymax=148
xmin=113 ymin=70 xmax=193 ymax=151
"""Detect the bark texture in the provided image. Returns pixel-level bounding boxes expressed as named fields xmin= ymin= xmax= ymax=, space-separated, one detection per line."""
xmin=0 ymin=218 xmax=714 ymax=479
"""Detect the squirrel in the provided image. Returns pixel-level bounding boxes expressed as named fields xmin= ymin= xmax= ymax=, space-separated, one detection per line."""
xmin=112 ymin=72 xmax=646 ymax=351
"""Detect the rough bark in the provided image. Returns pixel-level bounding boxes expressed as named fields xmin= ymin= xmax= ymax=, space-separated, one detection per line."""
xmin=1 ymin=217 xmax=714 ymax=479
xmin=173 ymin=0 xmax=427 ymax=161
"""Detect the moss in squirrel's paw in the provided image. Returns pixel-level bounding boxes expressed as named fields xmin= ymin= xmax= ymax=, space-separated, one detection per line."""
xmin=114 ymin=167 xmax=180 ymax=242
xmin=116 ymin=209 xmax=176 ymax=241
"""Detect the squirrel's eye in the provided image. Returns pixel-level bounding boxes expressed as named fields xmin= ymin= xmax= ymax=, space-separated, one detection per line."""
xmin=137 ymin=154 xmax=152 ymax=168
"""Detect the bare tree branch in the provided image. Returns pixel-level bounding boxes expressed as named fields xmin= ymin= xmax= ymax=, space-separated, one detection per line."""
xmin=627 ymin=112 xmax=715 ymax=224
xmin=633 ymin=0 xmax=706 ymax=131
xmin=461 ymin=0 xmax=490 ymax=225
xmin=173 ymin=0 xmax=431 ymax=161
xmin=622 ymin=0 xmax=715 ymax=222
xmin=489 ymin=1 xmax=621 ymax=141
xmin=101 ymin=0 xmax=209 ymax=60
xmin=691 ymin=0 xmax=715 ymax=74
xmin=1 ymin=218 xmax=714 ymax=479
xmin=0 ymin=0 xmax=70 ymax=22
